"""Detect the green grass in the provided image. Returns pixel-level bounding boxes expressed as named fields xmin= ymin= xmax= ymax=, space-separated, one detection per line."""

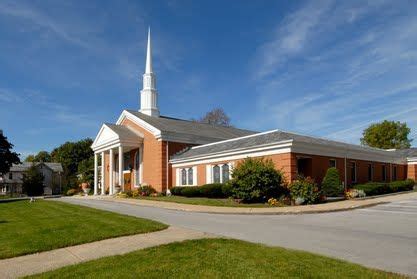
xmin=29 ymin=238 xmax=405 ymax=279
xmin=0 ymin=200 xmax=167 ymax=259
xmin=136 ymin=195 xmax=276 ymax=207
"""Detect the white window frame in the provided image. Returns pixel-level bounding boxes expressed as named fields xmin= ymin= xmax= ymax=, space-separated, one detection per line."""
xmin=208 ymin=163 xmax=233 ymax=184
xmin=176 ymin=166 xmax=197 ymax=186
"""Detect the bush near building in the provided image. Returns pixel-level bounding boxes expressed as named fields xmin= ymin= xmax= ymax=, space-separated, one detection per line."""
xmin=170 ymin=183 xmax=230 ymax=198
xmin=289 ymin=176 xmax=321 ymax=205
xmin=321 ymin=167 xmax=344 ymax=197
xmin=230 ymin=157 xmax=286 ymax=203
xmin=352 ymin=179 xmax=415 ymax=196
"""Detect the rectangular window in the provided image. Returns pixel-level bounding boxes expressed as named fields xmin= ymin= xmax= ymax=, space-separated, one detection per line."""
xmin=350 ymin=162 xmax=357 ymax=183
xmin=8 ymin=172 xmax=12 ymax=180
xmin=367 ymin=164 xmax=373 ymax=182
xmin=393 ymin=166 xmax=397 ymax=181
xmin=382 ymin=165 xmax=387 ymax=182
xmin=329 ymin=159 xmax=336 ymax=168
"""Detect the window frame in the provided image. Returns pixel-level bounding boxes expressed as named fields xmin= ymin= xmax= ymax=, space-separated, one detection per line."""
xmin=382 ymin=165 xmax=387 ymax=182
xmin=367 ymin=164 xmax=373 ymax=182
xmin=329 ymin=159 xmax=337 ymax=168
xmin=350 ymin=161 xmax=357 ymax=184
xmin=393 ymin=165 xmax=397 ymax=181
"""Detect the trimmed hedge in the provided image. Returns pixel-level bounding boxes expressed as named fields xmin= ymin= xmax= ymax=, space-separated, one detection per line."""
xmin=170 ymin=183 xmax=231 ymax=198
xmin=352 ymin=179 xmax=414 ymax=196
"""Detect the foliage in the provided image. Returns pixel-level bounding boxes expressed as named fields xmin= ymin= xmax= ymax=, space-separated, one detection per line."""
xmin=22 ymin=165 xmax=45 ymax=196
xmin=230 ymin=157 xmax=286 ymax=203
xmin=345 ymin=189 xmax=366 ymax=199
xmin=0 ymin=200 xmax=166 ymax=259
xmin=321 ymin=167 xmax=344 ymax=197
xmin=25 ymin=151 xmax=51 ymax=162
xmin=289 ymin=176 xmax=321 ymax=205
xmin=66 ymin=189 xmax=79 ymax=196
xmin=197 ymin=108 xmax=231 ymax=127
xmin=170 ymin=183 xmax=232 ymax=198
xmin=77 ymin=157 xmax=94 ymax=185
xmin=0 ymin=131 xmax=20 ymax=176
xmin=353 ymin=179 xmax=415 ymax=196
xmin=267 ymin=198 xmax=282 ymax=206
xmin=50 ymin=138 xmax=93 ymax=192
xmin=361 ymin=120 xmax=412 ymax=149
xmin=139 ymin=185 xmax=157 ymax=196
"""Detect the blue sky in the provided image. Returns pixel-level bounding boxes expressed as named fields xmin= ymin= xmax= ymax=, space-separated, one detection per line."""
xmin=1 ymin=0 xmax=417 ymax=158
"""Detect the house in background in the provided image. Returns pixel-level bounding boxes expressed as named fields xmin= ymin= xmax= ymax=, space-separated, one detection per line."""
xmin=90 ymin=29 xmax=417 ymax=195
xmin=0 ymin=162 xmax=63 ymax=196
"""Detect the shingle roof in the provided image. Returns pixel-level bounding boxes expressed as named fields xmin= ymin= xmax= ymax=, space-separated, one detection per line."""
xmin=10 ymin=162 xmax=63 ymax=172
xmin=105 ymin=123 xmax=143 ymax=139
xmin=171 ymin=130 xmax=406 ymax=161
xmin=126 ymin=110 xmax=256 ymax=144
xmin=394 ymin=148 xmax=417 ymax=158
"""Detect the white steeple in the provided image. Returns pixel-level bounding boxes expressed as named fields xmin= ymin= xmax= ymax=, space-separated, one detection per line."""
xmin=140 ymin=27 xmax=159 ymax=117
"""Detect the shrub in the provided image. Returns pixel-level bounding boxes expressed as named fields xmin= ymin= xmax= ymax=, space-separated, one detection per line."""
xmin=180 ymin=186 xmax=201 ymax=197
xmin=230 ymin=157 xmax=285 ymax=203
xmin=345 ymin=189 xmax=366 ymax=199
xmin=353 ymin=182 xmax=391 ymax=196
xmin=170 ymin=186 xmax=185 ymax=196
xmin=389 ymin=179 xmax=415 ymax=192
xmin=199 ymin=183 xmax=227 ymax=198
xmin=170 ymin=183 xmax=232 ymax=198
xmin=289 ymin=176 xmax=321 ymax=205
xmin=66 ymin=188 xmax=78 ymax=196
xmin=221 ymin=183 xmax=233 ymax=198
xmin=139 ymin=185 xmax=157 ymax=196
xmin=321 ymin=167 xmax=343 ymax=197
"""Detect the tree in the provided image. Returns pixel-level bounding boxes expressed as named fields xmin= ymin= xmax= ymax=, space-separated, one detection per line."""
xmin=77 ymin=157 xmax=94 ymax=186
xmin=321 ymin=167 xmax=343 ymax=197
xmin=22 ymin=165 xmax=44 ymax=196
xmin=197 ymin=108 xmax=231 ymax=127
xmin=0 ymin=131 xmax=20 ymax=176
xmin=50 ymin=138 xmax=93 ymax=191
xmin=361 ymin=120 xmax=412 ymax=149
xmin=25 ymin=151 xmax=51 ymax=162
xmin=230 ymin=157 xmax=286 ymax=203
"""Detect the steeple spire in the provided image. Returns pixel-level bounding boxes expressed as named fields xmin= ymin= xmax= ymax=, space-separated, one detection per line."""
xmin=145 ymin=27 xmax=152 ymax=74
xmin=140 ymin=27 xmax=159 ymax=117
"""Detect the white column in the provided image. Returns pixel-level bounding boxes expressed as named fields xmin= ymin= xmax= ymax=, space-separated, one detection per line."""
xmin=109 ymin=148 xmax=114 ymax=195
xmin=101 ymin=152 xmax=105 ymax=195
xmin=118 ymin=145 xmax=124 ymax=192
xmin=93 ymin=153 xmax=98 ymax=195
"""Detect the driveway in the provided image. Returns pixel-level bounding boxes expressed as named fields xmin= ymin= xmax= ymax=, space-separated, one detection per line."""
xmin=59 ymin=196 xmax=417 ymax=276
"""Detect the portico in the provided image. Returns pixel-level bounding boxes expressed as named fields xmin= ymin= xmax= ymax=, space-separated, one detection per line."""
xmin=91 ymin=123 xmax=143 ymax=195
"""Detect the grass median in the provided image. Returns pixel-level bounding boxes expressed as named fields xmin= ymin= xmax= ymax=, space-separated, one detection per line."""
xmin=0 ymin=200 xmax=167 ymax=259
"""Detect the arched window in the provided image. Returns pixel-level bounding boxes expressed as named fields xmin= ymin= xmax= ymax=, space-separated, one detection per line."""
xmin=134 ymin=150 xmax=140 ymax=186
xmin=213 ymin=165 xmax=220 ymax=183
xmin=222 ymin=164 xmax=229 ymax=182
xmin=181 ymin=169 xmax=187 ymax=185
xmin=188 ymin=168 xmax=193 ymax=185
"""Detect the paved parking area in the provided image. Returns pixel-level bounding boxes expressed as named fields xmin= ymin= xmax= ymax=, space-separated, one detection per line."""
xmin=60 ymin=196 xmax=417 ymax=277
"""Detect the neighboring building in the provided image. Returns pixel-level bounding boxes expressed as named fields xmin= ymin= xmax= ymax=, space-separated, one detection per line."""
xmin=91 ymin=29 xmax=417 ymax=195
xmin=0 ymin=162 xmax=63 ymax=195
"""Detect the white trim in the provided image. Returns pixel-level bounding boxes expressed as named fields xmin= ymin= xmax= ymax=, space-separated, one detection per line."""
xmin=192 ymin=166 xmax=197 ymax=186
xmin=329 ymin=158 xmax=337 ymax=168
xmin=116 ymin=110 xmax=161 ymax=136
xmin=175 ymin=168 xmax=180 ymax=186
xmin=206 ymin=165 xmax=212 ymax=184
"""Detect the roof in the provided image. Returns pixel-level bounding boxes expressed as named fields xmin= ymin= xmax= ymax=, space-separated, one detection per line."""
xmin=125 ymin=110 xmax=256 ymax=144
xmin=10 ymin=162 xmax=63 ymax=173
xmin=393 ymin=148 xmax=417 ymax=158
xmin=104 ymin=123 xmax=143 ymax=139
xmin=171 ymin=130 xmax=407 ymax=161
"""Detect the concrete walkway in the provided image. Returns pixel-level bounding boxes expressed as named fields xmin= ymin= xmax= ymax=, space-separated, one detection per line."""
xmin=0 ymin=226 xmax=215 ymax=279
xmin=69 ymin=191 xmax=417 ymax=214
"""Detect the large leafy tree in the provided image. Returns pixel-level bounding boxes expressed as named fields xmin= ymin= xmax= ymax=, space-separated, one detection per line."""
xmin=22 ymin=165 xmax=45 ymax=196
xmin=51 ymin=138 xmax=93 ymax=191
xmin=197 ymin=108 xmax=231 ymax=127
xmin=0 ymin=131 xmax=20 ymax=175
xmin=361 ymin=120 xmax=412 ymax=149
xmin=25 ymin=151 xmax=51 ymax=162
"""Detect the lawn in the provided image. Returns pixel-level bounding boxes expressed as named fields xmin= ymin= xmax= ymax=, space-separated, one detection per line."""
xmin=136 ymin=195 xmax=275 ymax=207
xmin=0 ymin=200 xmax=167 ymax=259
xmin=29 ymin=238 xmax=404 ymax=279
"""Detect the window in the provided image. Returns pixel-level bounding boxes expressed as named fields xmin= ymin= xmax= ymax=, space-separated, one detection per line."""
xmin=188 ymin=168 xmax=193 ymax=185
xmin=350 ymin=162 xmax=357 ymax=183
xmin=8 ymin=172 xmax=12 ymax=180
xmin=134 ymin=150 xmax=140 ymax=186
xmin=393 ymin=166 xmax=397 ymax=181
xmin=213 ymin=165 xmax=221 ymax=183
xmin=329 ymin=159 xmax=336 ymax=168
xmin=367 ymin=164 xmax=373 ymax=182
xmin=124 ymin=153 xmax=131 ymax=171
xmin=222 ymin=164 xmax=230 ymax=183
xmin=382 ymin=165 xmax=387 ymax=182
xmin=181 ymin=169 xmax=187 ymax=185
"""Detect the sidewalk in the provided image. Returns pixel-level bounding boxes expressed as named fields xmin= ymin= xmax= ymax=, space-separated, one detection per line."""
xmin=69 ymin=191 xmax=417 ymax=215
xmin=0 ymin=226 xmax=215 ymax=279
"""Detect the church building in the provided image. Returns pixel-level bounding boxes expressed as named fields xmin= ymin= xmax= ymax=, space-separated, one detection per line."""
xmin=91 ymin=30 xmax=417 ymax=195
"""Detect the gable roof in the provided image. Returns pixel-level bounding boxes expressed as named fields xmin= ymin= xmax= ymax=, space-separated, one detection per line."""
xmin=10 ymin=162 xmax=63 ymax=173
xmin=91 ymin=123 xmax=144 ymax=152
xmin=119 ymin=110 xmax=257 ymax=144
xmin=170 ymin=130 xmax=406 ymax=163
